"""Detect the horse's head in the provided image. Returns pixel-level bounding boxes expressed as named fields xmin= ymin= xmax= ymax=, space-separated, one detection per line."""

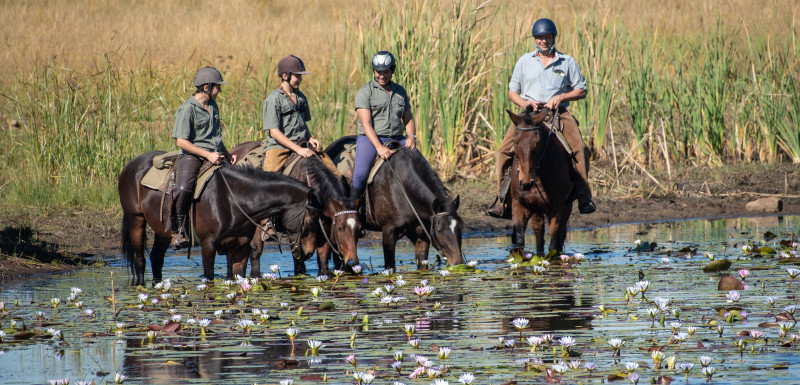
xmin=326 ymin=198 xmax=361 ymax=270
xmin=508 ymin=106 xmax=552 ymax=190
xmin=285 ymin=190 xmax=323 ymax=260
xmin=431 ymin=195 xmax=464 ymax=266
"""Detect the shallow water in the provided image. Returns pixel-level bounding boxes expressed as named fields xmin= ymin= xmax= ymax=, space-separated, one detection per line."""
xmin=1 ymin=215 xmax=798 ymax=384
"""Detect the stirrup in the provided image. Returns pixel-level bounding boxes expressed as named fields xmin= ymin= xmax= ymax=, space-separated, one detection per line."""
xmin=171 ymin=232 xmax=190 ymax=249
xmin=486 ymin=196 xmax=509 ymax=219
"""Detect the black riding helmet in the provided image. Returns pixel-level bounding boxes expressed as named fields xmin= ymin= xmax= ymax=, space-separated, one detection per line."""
xmin=372 ymin=51 xmax=396 ymax=72
xmin=531 ymin=18 xmax=557 ymax=38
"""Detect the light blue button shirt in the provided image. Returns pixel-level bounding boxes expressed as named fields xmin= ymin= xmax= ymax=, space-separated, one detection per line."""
xmin=508 ymin=51 xmax=587 ymax=107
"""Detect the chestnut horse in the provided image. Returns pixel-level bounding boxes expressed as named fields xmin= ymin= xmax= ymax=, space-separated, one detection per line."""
xmin=326 ymin=137 xmax=464 ymax=270
xmin=508 ymin=107 xmax=575 ymax=255
xmin=119 ymin=151 xmax=321 ymax=285
xmin=229 ymin=141 xmax=360 ymax=276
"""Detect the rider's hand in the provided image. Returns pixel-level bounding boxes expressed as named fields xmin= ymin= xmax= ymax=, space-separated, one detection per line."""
xmin=207 ymin=152 xmax=224 ymax=164
xmin=298 ymin=148 xmax=316 ymax=158
xmin=376 ymin=145 xmax=394 ymax=160
xmin=544 ymin=95 xmax=563 ymax=111
xmin=525 ymin=100 xmax=541 ymax=111
xmin=308 ymin=138 xmax=321 ymax=152
xmin=405 ymin=136 xmax=416 ymax=150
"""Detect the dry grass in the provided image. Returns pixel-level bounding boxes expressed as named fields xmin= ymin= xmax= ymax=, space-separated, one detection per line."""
xmin=2 ymin=0 xmax=795 ymax=82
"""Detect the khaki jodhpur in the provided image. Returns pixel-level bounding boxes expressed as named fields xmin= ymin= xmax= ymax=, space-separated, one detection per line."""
xmin=495 ymin=110 xmax=592 ymax=198
xmin=263 ymin=148 xmax=342 ymax=178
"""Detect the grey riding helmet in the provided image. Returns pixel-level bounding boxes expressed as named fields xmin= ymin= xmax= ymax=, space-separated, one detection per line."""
xmin=372 ymin=51 xmax=396 ymax=72
xmin=531 ymin=18 xmax=557 ymax=37
xmin=193 ymin=66 xmax=228 ymax=87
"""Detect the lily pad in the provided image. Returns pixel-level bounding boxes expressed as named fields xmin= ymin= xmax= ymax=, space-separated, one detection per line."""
xmin=703 ymin=259 xmax=732 ymax=273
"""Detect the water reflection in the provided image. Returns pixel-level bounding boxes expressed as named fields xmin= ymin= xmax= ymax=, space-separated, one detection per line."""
xmin=0 ymin=215 xmax=798 ymax=384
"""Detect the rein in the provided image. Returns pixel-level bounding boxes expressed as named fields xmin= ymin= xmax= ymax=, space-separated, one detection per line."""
xmin=218 ymin=165 xmax=311 ymax=255
xmin=303 ymin=159 xmax=353 ymax=257
xmin=385 ymin=156 xmax=446 ymax=254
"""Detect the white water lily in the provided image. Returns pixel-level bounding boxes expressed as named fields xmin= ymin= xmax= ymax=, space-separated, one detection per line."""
xmin=114 ymin=372 xmax=127 ymax=384
xmin=512 ymin=317 xmax=529 ymax=330
xmin=457 ymin=372 xmax=475 ymax=385
xmin=624 ymin=361 xmax=639 ymax=372
xmin=437 ymin=346 xmax=452 ymax=359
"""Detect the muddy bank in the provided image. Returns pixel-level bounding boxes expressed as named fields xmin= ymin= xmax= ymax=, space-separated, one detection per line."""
xmin=1 ymin=163 xmax=798 ymax=281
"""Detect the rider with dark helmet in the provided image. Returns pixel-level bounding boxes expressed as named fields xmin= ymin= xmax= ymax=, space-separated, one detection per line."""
xmin=262 ymin=55 xmax=339 ymax=175
xmin=487 ymin=18 xmax=596 ymax=218
xmin=171 ymin=66 xmax=238 ymax=248
xmin=349 ymin=50 xmax=418 ymax=201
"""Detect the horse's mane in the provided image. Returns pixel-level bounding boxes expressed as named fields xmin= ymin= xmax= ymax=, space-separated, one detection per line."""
xmin=390 ymin=149 xmax=455 ymax=213
xmin=302 ymin=156 xmax=354 ymax=207
xmin=222 ymin=164 xmax=306 ymax=189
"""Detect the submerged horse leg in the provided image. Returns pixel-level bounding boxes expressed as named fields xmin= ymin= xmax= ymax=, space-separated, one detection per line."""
xmin=248 ymin=231 xmax=264 ymax=278
xmin=510 ymin=200 xmax=531 ymax=251
xmin=530 ymin=213 xmax=546 ymax=256
xmin=549 ymin=206 xmax=572 ymax=253
xmin=316 ymin=243 xmax=332 ymax=276
xmin=125 ymin=215 xmax=148 ymax=286
xmin=150 ymin=235 xmax=170 ymax=284
xmin=200 ymin=239 xmax=217 ymax=280
xmin=410 ymin=233 xmax=431 ymax=270
xmin=227 ymin=247 xmax=250 ymax=279
xmin=381 ymin=227 xmax=399 ymax=270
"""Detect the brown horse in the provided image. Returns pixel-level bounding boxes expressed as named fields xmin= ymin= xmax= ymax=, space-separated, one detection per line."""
xmin=508 ymin=107 xmax=575 ymax=255
xmin=229 ymin=141 xmax=360 ymax=276
xmin=118 ymin=151 xmax=321 ymax=285
xmin=326 ymin=137 xmax=464 ymax=270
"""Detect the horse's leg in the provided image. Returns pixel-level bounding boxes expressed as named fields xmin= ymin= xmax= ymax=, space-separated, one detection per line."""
xmin=200 ymin=239 xmax=217 ymax=281
xmin=409 ymin=234 xmax=430 ymax=270
xmin=316 ymin=243 xmax=331 ymax=276
xmin=228 ymin=247 xmax=249 ymax=279
xmin=550 ymin=206 xmax=572 ymax=253
xmin=382 ymin=227 xmax=399 ymax=270
xmin=248 ymin=235 xmax=264 ymax=278
xmin=150 ymin=235 xmax=170 ymax=284
xmin=293 ymin=256 xmax=307 ymax=276
xmin=510 ymin=199 xmax=530 ymax=250
xmin=125 ymin=215 xmax=148 ymax=286
xmin=530 ymin=214 xmax=546 ymax=257
xmin=225 ymin=254 xmax=234 ymax=280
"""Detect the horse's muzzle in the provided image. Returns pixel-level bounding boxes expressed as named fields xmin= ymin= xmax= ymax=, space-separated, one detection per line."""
xmin=345 ymin=259 xmax=358 ymax=268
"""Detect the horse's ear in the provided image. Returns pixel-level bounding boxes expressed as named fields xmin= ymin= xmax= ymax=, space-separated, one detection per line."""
xmin=431 ymin=197 xmax=443 ymax=214
xmin=452 ymin=194 xmax=460 ymax=209
xmin=307 ymin=189 xmax=323 ymax=212
xmin=506 ymin=109 xmax=522 ymax=126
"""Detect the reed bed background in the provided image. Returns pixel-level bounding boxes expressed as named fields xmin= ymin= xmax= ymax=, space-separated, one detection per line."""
xmin=0 ymin=0 xmax=798 ymax=209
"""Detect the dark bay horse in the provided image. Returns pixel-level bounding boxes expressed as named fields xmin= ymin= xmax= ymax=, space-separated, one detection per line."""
xmin=326 ymin=137 xmax=464 ymax=270
xmin=508 ymin=107 xmax=575 ymax=255
xmin=229 ymin=141 xmax=360 ymax=276
xmin=118 ymin=151 xmax=321 ymax=285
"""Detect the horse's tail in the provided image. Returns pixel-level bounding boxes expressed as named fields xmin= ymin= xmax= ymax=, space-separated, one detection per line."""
xmin=120 ymin=217 xmax=138 ymax=276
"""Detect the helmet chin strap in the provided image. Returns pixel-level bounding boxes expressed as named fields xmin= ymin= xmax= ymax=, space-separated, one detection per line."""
xmin=536 ymin=45 xmax=555 ymax=55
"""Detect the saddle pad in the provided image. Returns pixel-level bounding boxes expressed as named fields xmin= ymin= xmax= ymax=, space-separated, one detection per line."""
xmin=140 ymin=161 xmax=220 ymax=199
xmin=330 ymin=142 xmax=391 ymax=185
xmin=283 ymin=153 xmax=302 ymax=176
xmin=236 ymin=143 xmax=268 ymax=169
xmin=153 ymin=150 xmax=181 ymax=170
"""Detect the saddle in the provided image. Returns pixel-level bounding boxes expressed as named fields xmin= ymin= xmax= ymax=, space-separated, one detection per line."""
xmin=140 ymin=151 xmax=220 ymax=199
xmin=330 ymin=138 xmax=400 ymax=185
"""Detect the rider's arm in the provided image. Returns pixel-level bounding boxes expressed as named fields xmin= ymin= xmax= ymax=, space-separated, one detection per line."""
xmin=543 ymin=88 xmax=586 ymax=110
xmin=357 ymin=108 xmax=393 ymax=159
xmin=402 ymin=109 xmax=416 ymax=150
xmin=509 ymin=91 xmax=537 ymax=110
xmin=176 ymin=138 xmax=223 ymax=164
xmin=269 ymin=128 xmax=314 ymax=156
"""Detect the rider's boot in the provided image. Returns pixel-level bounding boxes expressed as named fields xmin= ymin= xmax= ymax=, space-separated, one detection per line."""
xmin=171 ymin=190 xmax=191 ymax=249
xmin=486 ymin=167 xmax=512 ymax=219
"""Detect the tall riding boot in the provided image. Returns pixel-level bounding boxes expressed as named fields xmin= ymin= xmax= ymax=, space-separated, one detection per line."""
xmin=486 ymin=166 xmax=512 ymax=219
xmin=171 ymin=190 xmax=192 ymax=248
xmin=350 ymin=186 xmax=365 ymax=206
